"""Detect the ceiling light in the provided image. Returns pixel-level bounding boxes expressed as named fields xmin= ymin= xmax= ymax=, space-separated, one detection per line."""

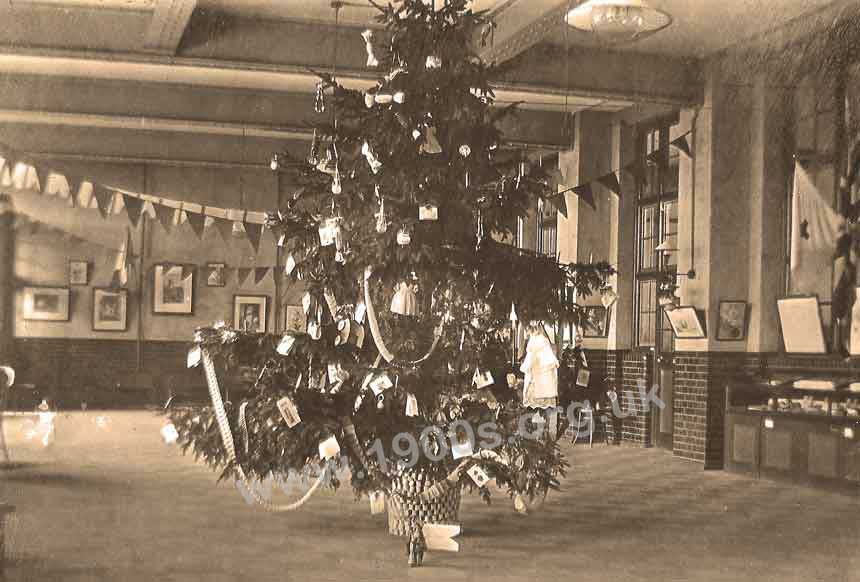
xmin=566 ymin=0 xmax=672 ymax=44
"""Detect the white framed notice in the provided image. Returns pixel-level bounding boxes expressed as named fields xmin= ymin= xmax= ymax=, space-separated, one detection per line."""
xmin=777 ymin=295 xmax=827 ymax=354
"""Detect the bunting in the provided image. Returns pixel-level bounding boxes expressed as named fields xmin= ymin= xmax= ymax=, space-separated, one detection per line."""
xmin=596 ymin=172 xmax=622 ymax=197
xmin=572 ymin=184 xmax=595 ymax=211
xmin=186 ymin=210 xmax=207 ymax=239
xmin=245 ymin=221 xmax=263 ymax=253
xmin=254 ymin=267 xmax=271 ymax=285
xmin=124 ymin=195 xmax=144 ymax=228
xmin=670 ymin=135 xmax=692 ymax=158
xmin=153 ymin=203 xmax=175 ymax=230
xmin=237 ymin=268 xmax=253 ymax=287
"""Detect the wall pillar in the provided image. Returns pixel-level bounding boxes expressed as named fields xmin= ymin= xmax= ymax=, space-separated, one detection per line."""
xmin=0 ymin=195 xmax=15 ymax=365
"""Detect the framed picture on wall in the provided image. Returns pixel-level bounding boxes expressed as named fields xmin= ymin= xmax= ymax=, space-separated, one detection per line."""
xmin=153 ymin=264 xmax=194 ymax=314
xmin=581 ymin=306 xmax=609 ymax=338
xmin=206 ymin=263 xmax=226 ymax=287
xmin=284 ymin=305 xmax=307 ymax=333
xmin=777 ymin=295 xmax=826 ymax=354
xmin=666 ymin=306 xmax=706 ymax=339
xmin=92 ymin=288 xmax=128 ymax=331
xmin=234 ymin=295 xmax=268 ymax=333
xmin=69 ymin=260 xmax=89 ymax=286
xmin=22 ymin=287 xmax=70 ymax=321
xmin=716 ymin=300 xmax=749 ymax=341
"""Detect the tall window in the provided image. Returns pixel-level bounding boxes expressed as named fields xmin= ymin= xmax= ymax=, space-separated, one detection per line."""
xmin=635 ymin=121 xmax=680 ymax=350
xmin=537 ymin=197 xmax=558 ymax=257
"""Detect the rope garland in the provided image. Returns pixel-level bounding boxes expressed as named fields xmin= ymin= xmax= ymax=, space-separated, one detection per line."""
xmin=202 ymin=349 xmax=328 ymax=512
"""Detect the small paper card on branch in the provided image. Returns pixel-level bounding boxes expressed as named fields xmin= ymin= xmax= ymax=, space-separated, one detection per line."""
xmin=450 ymin=431 xmax=474 ymax=460
xmin=369 ymin=373 xmax=393 ymax=395
xmin=422 ymin=524 xmax=461 ymax=552
xmin=576 ymin=368 xmax=591 ymax=388
xmin=472 ymin=369 xmax=494 ymax=388
xmin=369 ymin=491 xmax=385 ymax=515
xmin=187 ymin=346 xmax=202 ymax=368
xmin=285 ymin=253 xmax=296 ymax=274
xmin=276 ymin=334 xmax=296 ymax=356
xmin=405 ymin=393 xmax=419 ymax=417
xmin=277 ymin=396 xmax=301 ymax=428
xmin=354 ymin=302 xmax=367 ymax=323
xmin=318 ymin=218 xmax=341 ymax=247
xmin=467 ymin=465 xmax=490 ymax=488
xmin=419 ymin=204 xmax=438 ymax=221
xmin=318 ymin=435 xmax=341 ymax=460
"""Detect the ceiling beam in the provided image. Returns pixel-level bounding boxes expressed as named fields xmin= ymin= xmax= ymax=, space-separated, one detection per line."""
xmin=143 ymin=0 xmax=197 ymax=54
xmin=478 ymin=0 xmax=571 ymax=65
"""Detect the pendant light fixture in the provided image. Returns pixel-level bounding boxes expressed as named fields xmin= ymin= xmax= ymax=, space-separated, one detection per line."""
xmin=566 ymin=0 xmax=672 ymax=45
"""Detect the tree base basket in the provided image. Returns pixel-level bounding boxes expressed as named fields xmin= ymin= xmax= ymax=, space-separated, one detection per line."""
xmin=387 ymin=469 xmax=461 ymax=537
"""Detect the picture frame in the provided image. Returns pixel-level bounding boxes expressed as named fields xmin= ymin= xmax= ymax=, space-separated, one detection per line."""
xmin=284 ymin=304 xmax=307 ymax=333
xmin=92 ymin=287 xmax=128 ymax=331
xmin=581 ymin=306 xmax=609 ymax=338
xmin=777 ymin=295 xmax=827 ymax=354
xmin=576 ymin=368 xmax=591 ymax=388
xmin=666 ymin=306 xmax=706 ymax=339
xmin=716 ymin=300 xmax=749 ymax=341
xmin=68 ymin=260 xmax=89 ymax=286
xmin=206 ymin=263 xmax=226 ymax=287
xmin=234 ymin=295 xmax=268 ymax=333
xmin=22 ymin=286 xmax=70 ymax=321
xmin=153 ymin=264 xmax=194 ymax=315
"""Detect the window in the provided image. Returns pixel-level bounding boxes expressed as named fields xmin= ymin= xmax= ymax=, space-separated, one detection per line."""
xmin=634 ymin=121 xmax=680 ymax=349
xmin=537 ymin=197 xmax=558 ymax=257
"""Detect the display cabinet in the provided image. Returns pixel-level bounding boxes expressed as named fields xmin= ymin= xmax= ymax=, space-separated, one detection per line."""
xmin=725 ymin=370 xmax=860 ymax=492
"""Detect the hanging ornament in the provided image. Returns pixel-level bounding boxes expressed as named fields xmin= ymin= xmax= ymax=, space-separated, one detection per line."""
xmin=318 ymin=216 xmax=341 ymax=247
xmin=376 ymin=393 xmax=385 ymax=410
xmin=314 ymin=81 xmax=326 ymax=113
xmin=361 ymin=29 xmax=379 ymax=68
xmin=307 ymin=129 xmax=320 ymax=166
xmin=374 ymin=92 xmax=393 ymax=105
xmin=419 ymin=203 xmax=438 ymax=221
xmin=375 ymin=195 xmax=388 ymax=233
xmin=459 ymin=144 xmax=471 ymax=158
xmin=412 ymin=128 xmax=422 ymax=141
xmin=385 ymin=67 xmax=406 ymax=82
xmin=316 ymin=146 xmax=337 ymax=175
xmin=390 ymin=281 xmax=418 ymax=316
xmin=396 ymin=227 xmax=411 ymax=246
xmin=419 ymin=126 xmax=443 ymax=155
xmin=393 ymin=91 xmax=405 ymax=104
xmin=465 ymin=171 xmax=470 ymax=190
xmin=475 ymin=210 xmax=484 ymax=250
xmin=331 ymin=166 xmax=342 ymax=195
xmin=405 ymin=393 xmax=419 ymax=417
xmin=425 ymin=55 xmax=442 ymax=69
xmin=362 ymin=141 xmax=383 ymax=174
xmin=364 ymin=92 xmax=375 ymax=108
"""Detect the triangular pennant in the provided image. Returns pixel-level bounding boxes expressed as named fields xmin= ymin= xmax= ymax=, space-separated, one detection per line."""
xmin=92 ymin=186 xmax=114 ymax=219
xmin=153 ymin=203 xmax=175 ymax=230
xmin=244 ymin=221 xmax=263 ymax=253
xmin=552 ymin=193 xmax=568 ymax=219
xmin=123 ymin=194 xmax=144 ymax=228
xmin=237 ymin=268 xmax=253 ymax=286
xmin=572 ymin=184 xmax=596 ymax=211
xmin=646 ymin=150 xmax=664 ymax=167
xmin=65 ymin=174 xmax=83 ymax=204
xmin=670 ymin=135 xmax=692 ymax=158
xmin=254 ymin=267 xmax=270 ymax=285
xmin=596 ymin=172 xmax=622 ymax=197
xmin=623 ymin=160 xmax=647 ymax=183
xmin=214 ymin=217 xmax=234 ymax=242
xmin=30 ymin=164 xmax=45 ymax=194
xmin=186 ymin=210 xmax=206 ymax=239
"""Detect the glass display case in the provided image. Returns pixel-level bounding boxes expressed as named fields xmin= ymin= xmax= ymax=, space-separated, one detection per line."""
xmin=724 ymin=370 xmax=860 ymax=491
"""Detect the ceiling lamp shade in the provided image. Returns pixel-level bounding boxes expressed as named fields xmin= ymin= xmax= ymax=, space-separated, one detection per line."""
xmin=566 ymin=0 xmax=672 ymax=44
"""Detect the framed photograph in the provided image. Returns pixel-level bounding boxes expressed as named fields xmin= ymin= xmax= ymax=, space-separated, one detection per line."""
xmin=666 ymin=306 xmax=706 ymax=339
xmin=22 ymin=286 xmax=70 ymax=321
xmin=69 ymin=260 xmax=89 ymax=286
xmin=206 ymin=263 xmax=226 ymax=287
xmin=284 ymin=304 xmax=307 ymax=333
xmin=777 ymin=295 xmax=826 ymax=354
xmin=576 ymin=368 xmax=591 ymax=388
xmin=716 ymin=300 xmax=749 ymax=341
xmin=581 ymin=306 xmax=609 ymax=338
xmin=234 ymin=295 xmax=268 ymax=333
xmin=153 ymin=264 xmax=194 ymax=314
xmin=92 ymin=288 xmax=128 ymax=331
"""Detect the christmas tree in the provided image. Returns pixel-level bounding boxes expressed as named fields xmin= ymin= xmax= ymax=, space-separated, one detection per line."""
xmin=171 ymin=0 xmax=611 ymax=562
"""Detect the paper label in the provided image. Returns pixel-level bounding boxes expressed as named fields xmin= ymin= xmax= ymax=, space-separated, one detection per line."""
xmin=369 ymin=491 xmax=385 ymax=515
xmin=276 ymin=335 xmax=295 ymax=356
xmin=369 ymin=374 xmax=393 ymax=395
xmin=187 ymin=346 xmax=202 ymax=368
xmin=318 ymin=435 xmax=341 ymax=459
xmin=302 ymin=292 xmax=312 ymax=314
xmin=318 ymin=218 xmax=341 ymax=247
xmin=450 ymin=432 xmax=474 ymax=460
xmin=277 ymin=396 xmax=302 ymax=428
xmin=419 ymin=204 xmax=438 ymax=221
xmin=473 ymin=369 xmax=494 ymax=389
xmin=467 ymin=465 xmax=490 ymax=487
xmin=285 ymin=253 xmax=296 ymax=274
xmin=405 ymin=393 xmax=419 ymax=417
xmin=396 ymin=229 xmax=411 ymax=245
xmin=354 ymin=303 xmax=367 ymax=323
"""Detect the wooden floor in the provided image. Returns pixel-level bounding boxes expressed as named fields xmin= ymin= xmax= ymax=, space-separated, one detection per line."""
xmin=0 ymin=411 xmax=858 ymax=582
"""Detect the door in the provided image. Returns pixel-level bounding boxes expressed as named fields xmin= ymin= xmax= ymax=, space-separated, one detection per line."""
xmin=653 ymin=355 xmax=674 ymax=449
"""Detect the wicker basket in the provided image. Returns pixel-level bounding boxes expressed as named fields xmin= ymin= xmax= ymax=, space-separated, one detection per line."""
xmin=386 ymin=468 xmax=461 ymax=537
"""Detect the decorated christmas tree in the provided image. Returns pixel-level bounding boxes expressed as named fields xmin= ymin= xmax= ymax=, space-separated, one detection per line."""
xmin=171 ymin=0 xmax=611 ymax=566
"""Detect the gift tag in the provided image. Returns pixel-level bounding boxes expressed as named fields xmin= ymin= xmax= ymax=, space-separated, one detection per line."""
xmin=277 ymin=396 xmax=302 ymax=428
xmin=405 ymin=393 xmax=419 ymax=417
xmin=473 ymin=369 xmax=494 ymax=389
xmin=354 ymin=325 xmax=366 ymax=349
xmin=276 ymin=334 xmax=296 ymax=356
xmin=278 ymin=233 xmax=287 ymax=247
xmin=369 ymin=373 xmax=393 ymax=395
xmin=318 ymin=218 xmax=340 ymax=247
xmin=467 ymin=465 xmax=490 ymax=488
xmin=369 ymin=491 xmax=385 ymax=515
xmin=302 ymin=292 xmax=312 ymax=314
xmin=285 ymin=254 xmax=297 ymax=275
xmin=161 ymin=422 xmax=179 ymax=444
xmin=307 ymin=320 xmax=321 ymax=340
xmin=323 ymin=288 xmax=338 ymax=318
xmin=354 ymin=302 xmax=367 ymax=324
xmin=419 ymin=204 xmax=438 ymax=221
xmin=187 ymin=346 xmax=202 ymax=368
xmin=396 ymin=228 xmax=411 ymax=245
xmin=451 ymin=437 xmax=474 ymax=460
xmin=318 ymin=435 xmax=341 ymax=459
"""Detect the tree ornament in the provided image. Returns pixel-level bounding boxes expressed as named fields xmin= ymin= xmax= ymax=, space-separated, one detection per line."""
xmin=307 ymin=129 xmax=320 ymax=166
xmin=314 ymin=81 xmax=326 ymax=113
xmin=396 ymin=227 xmax=411 ymax=245
xmin=376 ymin=393 xmax=385 ymax=410
xmin=361 ymin=29 xmax=379 ymax=68
xmin=331 ymin=166 xmax=342 ymax=195
xmin=412 ymin=128 xmax=422 ymax=141
xmin=316 ymin=147 xmax=337 ymax=175
xmin=419 ymin=126 xmax=443 ymax=155
xmin=419 ymin=203 xmax=438 ymax=221
xmin=362 ymin=141 xmax=383 ymax=174
xmin=425 ymin=55 xmax=442 ymax=69
xmin=365 ymin=92 xmax=375 ymax=108
xmin=459 ymin=144 xmax=471 ymax=157
xmin=393 ymin=91 xmax=406 ymax=104
xmin=390 ymin=280 xmax=418 ymax=316
xmin=375 ymin=196 xmax=388 ymax=233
